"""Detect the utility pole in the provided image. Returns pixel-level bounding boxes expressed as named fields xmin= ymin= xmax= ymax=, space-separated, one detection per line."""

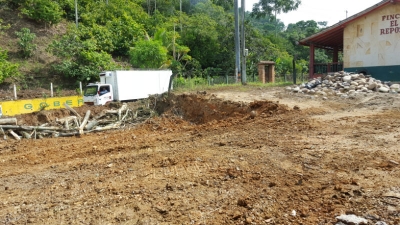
xmin=241 ymin=0 xmax=246 ymax=84
xmin=173 ymin=24 xmax=176 ymax=60
xmin=75 ymin=0 xmax=78 ymax=28
xmin=234 ymin=0 xmax=241 ymax=82
xmin=292 ymin=55 xmax=296 ymax=84
xmin=180 ymin=0 xmax=182 ymax=31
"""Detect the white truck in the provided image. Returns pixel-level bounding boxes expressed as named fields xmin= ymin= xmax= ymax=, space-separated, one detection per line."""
xmin=83 ymin=70 xmax=173 ymax=105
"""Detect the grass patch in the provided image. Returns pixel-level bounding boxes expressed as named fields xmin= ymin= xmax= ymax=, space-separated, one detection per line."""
xmin=172 ymin=78 xmax=293 ymax=93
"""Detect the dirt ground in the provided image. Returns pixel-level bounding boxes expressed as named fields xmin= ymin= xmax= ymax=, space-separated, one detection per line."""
xmin=0 ymin=86 xmax=400 ymax=224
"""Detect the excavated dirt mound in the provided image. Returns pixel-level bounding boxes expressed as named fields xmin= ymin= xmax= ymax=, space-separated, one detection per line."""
xmin=0 ymin=88 xmax=399 ymax=225
xmin=155 ymin=93 xmax=290 ymax=124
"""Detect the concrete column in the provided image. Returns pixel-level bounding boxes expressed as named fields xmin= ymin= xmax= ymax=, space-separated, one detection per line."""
xmin=268 ymin=65 xmax=275 ymax=83
xmin=258 ymin=64 xmax=265 ymax=83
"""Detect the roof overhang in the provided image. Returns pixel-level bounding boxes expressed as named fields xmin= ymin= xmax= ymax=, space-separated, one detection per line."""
xmin=299 ymin=0 xmax=400 ymax=51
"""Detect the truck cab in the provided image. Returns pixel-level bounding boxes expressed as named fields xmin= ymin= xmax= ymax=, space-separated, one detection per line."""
xmin=83 ymin=84 xmax=113 ymax=105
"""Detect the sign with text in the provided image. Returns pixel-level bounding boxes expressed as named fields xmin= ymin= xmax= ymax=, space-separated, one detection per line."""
xmin=0 ymin=96 xmax=84 ymax=116
xmin=380 ymin=14 xmax=400 ymax=35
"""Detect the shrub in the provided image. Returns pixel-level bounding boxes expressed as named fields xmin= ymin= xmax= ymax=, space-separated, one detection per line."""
xmin=0 ymin=48 xmax=20 ymax=83
xmin=15 ymin=28 xmax=37 ymax=58
xmin=129 ymin=39 xmax=168 ymax=69
xmin=21 ymin=0 xmax=64 ymax=26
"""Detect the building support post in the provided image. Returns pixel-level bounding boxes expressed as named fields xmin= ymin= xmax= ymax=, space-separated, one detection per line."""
xmin=333 ymin=46 xmax=339 ymax=72
xmin=309 ymin=43 xmax=315 ymax=77
xmin=333 ymin=46 xmax=338 ymax=63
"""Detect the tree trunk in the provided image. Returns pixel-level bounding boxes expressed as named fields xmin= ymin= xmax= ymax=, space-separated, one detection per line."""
xmin=0 ymin=118 xmax=17 ymax=125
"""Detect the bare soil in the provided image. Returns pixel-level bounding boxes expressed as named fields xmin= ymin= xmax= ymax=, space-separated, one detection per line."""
xmin=1 ymin=86 xmax=400 ymax=225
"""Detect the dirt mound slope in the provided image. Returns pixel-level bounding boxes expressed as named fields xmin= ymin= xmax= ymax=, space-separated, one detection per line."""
xmin=156 ymin=93 xmax=290 ymax=124
xmin=0 ymin=88 xmax=399 ymax=225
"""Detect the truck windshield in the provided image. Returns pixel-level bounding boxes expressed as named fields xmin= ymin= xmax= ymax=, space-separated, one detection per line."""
xmin=84 ymin=86 xmax=98 ymax=96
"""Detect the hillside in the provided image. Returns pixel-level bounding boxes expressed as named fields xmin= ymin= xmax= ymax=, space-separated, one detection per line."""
xmin=0 ymin=8 xmax=70 ymax=90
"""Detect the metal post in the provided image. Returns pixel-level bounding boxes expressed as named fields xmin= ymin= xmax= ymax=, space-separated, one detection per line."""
xmin=292 ymin=57 xmax=296 ymax=84
xmin=234 ymin=0 xmax=240 ymax=82
xmin=50 ymin=83 xmax=53 ymax=97
xmin=241 ymin=0 xmax=246 ymax=85
xmin=13 ymin=84 xmax=17 ymax=100
xmin=75 ymin=0 xmax=78 ymax=28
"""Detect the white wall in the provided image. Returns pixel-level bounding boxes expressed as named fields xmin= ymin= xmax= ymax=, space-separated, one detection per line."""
xmin=343 ymin=4 xmax=400 ymax=68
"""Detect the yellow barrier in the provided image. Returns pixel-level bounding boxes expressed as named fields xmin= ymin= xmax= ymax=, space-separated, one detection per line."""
xmin=0 ymin=96 xmax=84 ymax=116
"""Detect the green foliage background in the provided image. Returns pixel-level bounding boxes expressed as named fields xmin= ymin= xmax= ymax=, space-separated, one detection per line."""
xmin=0 ymin=0 xmax=332 ymax=86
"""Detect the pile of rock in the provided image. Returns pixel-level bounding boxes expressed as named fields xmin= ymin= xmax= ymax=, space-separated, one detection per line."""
xmin=287 ymin=71 xmax=399 ymax=97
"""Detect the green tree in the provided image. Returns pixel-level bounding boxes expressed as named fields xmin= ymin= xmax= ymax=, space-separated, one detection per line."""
xmin=0 ymin=48 xmax=20 ymax=83
xmin=48 ymin=26 xmax=118 ymax=83
xmin=15 ymin=28 xmax=37 ymax=58
xmin=252 ymin=0 xmax=301 ymax=18
xmin=129 ymin=39 xmax=168 ymax=68
xmin=21 ymin=0 xmax=64 ymax=25
xmin=247 ymin=12 xmax=285 ymax=35
xmin=283 ymin=20 xmax=329 ymax=63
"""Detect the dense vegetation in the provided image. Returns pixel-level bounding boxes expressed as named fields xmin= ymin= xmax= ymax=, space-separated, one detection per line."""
xmin=0 ymin=0 xmax=331 ymax=88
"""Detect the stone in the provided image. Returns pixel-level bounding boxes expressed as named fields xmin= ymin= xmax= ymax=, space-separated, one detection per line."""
xmin=378 ymin=87 xmax=389 ymax=93
xmin=250 ymin=111 xmax=257 ymax=118
xmin=390 ymin=84 xmax=400 ymax=89
xmin=336 ymin=214 xmax=368 ymax=225
xmin=367 ymin=83 xmax=376 ymax=90
xmin=375 ymin=222 xmax=388 ymax=225
xmin=292 ymin=87 xmax=300 ymax=92
xmin=343 ymin=75 xmax=352 ymax=82
xmin=245 ymin=217 xmax=252 ymax=224
xmin=358 ymin=78 xmax=366 ymax=84
xmin=285 ymin=87 xmax=292 ymax=91
xmin=232 ymin=210 xmax=241 ymax=220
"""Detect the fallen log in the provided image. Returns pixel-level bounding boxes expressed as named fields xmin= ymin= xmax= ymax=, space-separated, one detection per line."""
xmin=8 ymin=130 xmax=21 ymax=141
xmin=0 ymin=118 xmax=17 ymax=125
xmin=118 ymin=104 xmax=128 ymax=120
xmin=63 ymin=103 xmax=82 ymax=122
xmin=94 ymin=121 xmax=121 ymax=131
xmin=121 ymin=109 xmax=132 ymax=121
xmin=21 ymin=131 xmax=31 ymax=139
xmin=0 ymin=125 xmax=74 ymax=132
xmin=97 ymin=119 xmax=118 ymax=125
xmin=56 ymin=116 xmax=78 ymax=129
xmin=79 ymin=110 xmax=91 ymax=134
xmin=0 ymin=127 xmax=7 ymax=140
xmin=85 ymin=120 xmax=98 ymax=130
